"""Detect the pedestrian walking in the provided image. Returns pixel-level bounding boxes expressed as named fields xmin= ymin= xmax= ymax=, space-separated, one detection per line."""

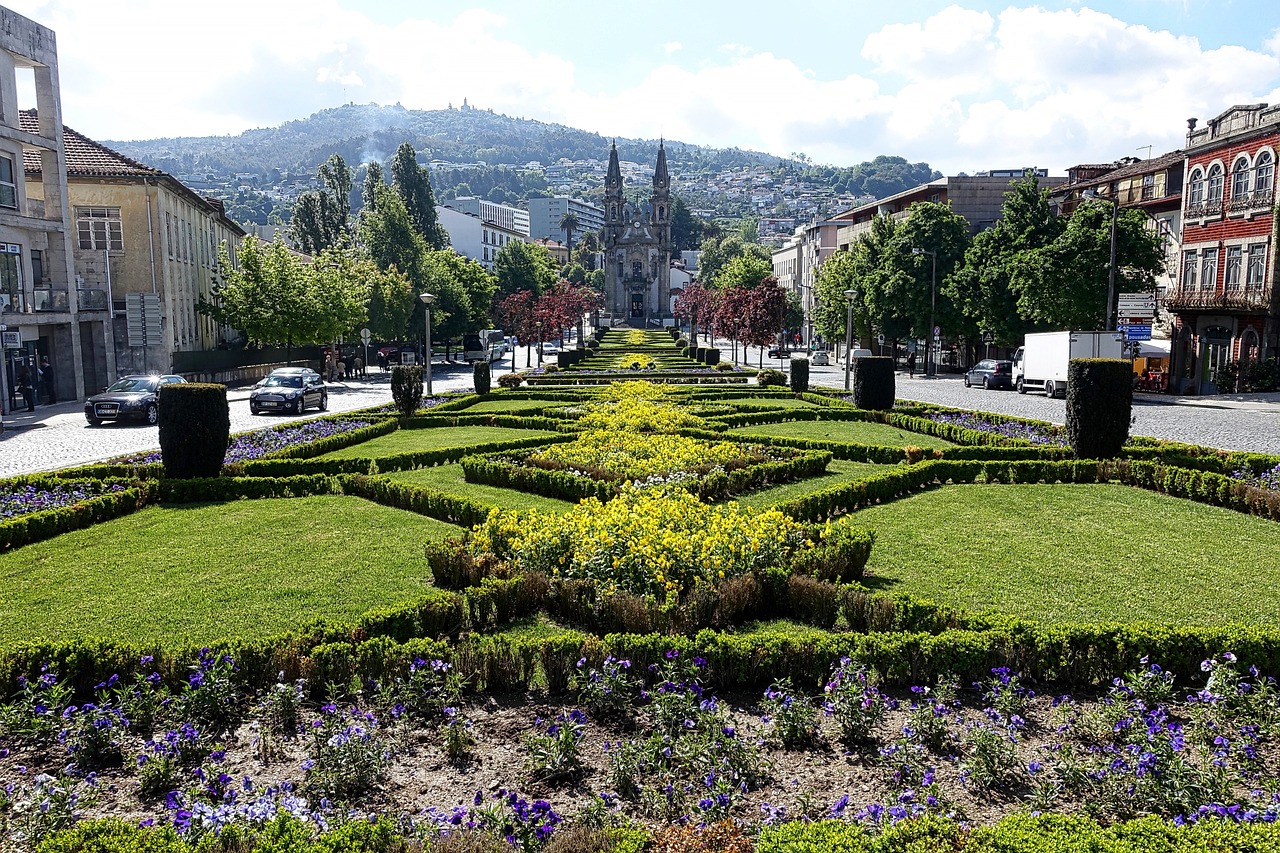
xmin=907 ymin=351 xmax=917 ymax=377
xmin=353 ymin=355 xmax=364 ymax=378
xmin=16 ymin=363 xmax=35 ymax=411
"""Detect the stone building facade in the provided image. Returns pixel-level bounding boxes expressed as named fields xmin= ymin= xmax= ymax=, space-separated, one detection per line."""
xmin=602 ymin=142 xmax=672 ymax=325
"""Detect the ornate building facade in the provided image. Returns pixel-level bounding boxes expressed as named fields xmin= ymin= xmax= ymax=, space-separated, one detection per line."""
xmin=603 ymin=142 xmax=671 ymax=325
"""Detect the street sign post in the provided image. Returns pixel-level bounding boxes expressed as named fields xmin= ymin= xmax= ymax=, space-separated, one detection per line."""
xmin=1117 ymin=292 xmax=1156 ymax=320
xmin=360 ymin=328 xmax=371 ymax=376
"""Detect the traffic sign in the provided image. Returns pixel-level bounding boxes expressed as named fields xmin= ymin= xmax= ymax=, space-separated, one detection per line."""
xmin=1117 ymin=292 xmax=1156 ymax=318
xmin=933 ymin=325 xmax=941 ymax=337
xmin=877 ymin=333 xmax=885 ymax=346
xmin=1 ymin=330 xmax=19 ymax=349
xmin=360 ymin=328 xmax=372 ymax=344
xmin=1121 ymin=325 xmax=1152 ymax=341
xmin=981 ymin=332 xmax=995 ymax=344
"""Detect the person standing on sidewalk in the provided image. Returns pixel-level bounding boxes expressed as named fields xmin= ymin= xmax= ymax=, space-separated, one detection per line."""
xmin=15 ymin=363 xmax=35 ymax=411
xmin=907 ymin=351 xmax=916 ymax=377
xmin=39 ymin=356 xmax=54 ymax=403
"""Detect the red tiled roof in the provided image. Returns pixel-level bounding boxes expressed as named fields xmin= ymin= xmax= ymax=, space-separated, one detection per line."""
xmin=19 ymin=109 xmax=163 ymax=178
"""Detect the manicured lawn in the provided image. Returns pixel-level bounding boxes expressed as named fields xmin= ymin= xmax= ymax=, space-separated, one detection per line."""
xmin=852 ymin=483 xmax=1280 ymax=626
xmin=380 ymin=465 xmax=574 ymax=513
xmin=459 ymin=399 xmax=558 ymax=414
xmin=0 ymin=497 xmax=462 ymax=644
xmin=728 ymin=396 xmax=821 ymax=409
xmin=730 ymin=459 xmax=900 ymax=510
xmin=319 ymin=426 xmax=558 ymax=459
xmin=730 ymin=419 xmax=955 ymax=448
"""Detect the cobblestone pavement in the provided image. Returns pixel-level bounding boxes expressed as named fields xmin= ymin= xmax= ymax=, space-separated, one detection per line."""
xmin=0 ymin=353 xmax=528 ymax=478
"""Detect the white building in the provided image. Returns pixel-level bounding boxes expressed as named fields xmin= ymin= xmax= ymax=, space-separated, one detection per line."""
xmin=448 ymin=196 xmax=529 ymax=237
xmin=527 ymin=196 xmax=604 ymax=242
xmin=435 ymin=205 xmax=526 ymax=269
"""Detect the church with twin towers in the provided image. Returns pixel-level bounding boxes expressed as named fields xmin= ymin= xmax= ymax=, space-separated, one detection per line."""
xmin=602 ymin=141 xmax=673 ymax=327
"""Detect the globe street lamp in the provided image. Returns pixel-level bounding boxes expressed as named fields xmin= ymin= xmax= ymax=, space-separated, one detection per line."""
xmin=419 ymin=292 xmax=435 ymax=396
xmin=1082 ymin=188 xmax=1119 ymax=331
xmin=843 ymin=287 xmax=858 ymax=391
xmin=911 ymin=248 xmax=937 ymax=376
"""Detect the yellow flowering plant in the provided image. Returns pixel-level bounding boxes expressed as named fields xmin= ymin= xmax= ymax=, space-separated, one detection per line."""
xmin=469 ymin=485 xmax=809 ymax=609
xmin=529 ymin=430 xmax=763 ymax=482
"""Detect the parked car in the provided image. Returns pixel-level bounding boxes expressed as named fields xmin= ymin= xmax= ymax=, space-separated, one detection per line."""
xmin=810 ymin=350 xmax=830 ymax=366
xmin=767 ymin=346 xmax=793 ymax=359
xmin=965 ymin=359 xmax=1014 ymax=390
xmin=249 ymin=367 xmax=327 ymax=415
xmin=85 ymin=374 xmax=187 ymax=426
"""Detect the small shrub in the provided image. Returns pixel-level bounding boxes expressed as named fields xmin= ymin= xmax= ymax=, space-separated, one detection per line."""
xmin=498 ymin=373 xmax=524 ymax=389
xmin=790 ymin=521 xmax=875 ymax=583
xmin=760 ymin=678 xmax=819 ymax=748
xmin=824 ymin=658 xmax=893 ymax=743
xmin=789 ymin=358 xmax=809 ymax=393
xmin=544 ymin=364 xmax=560 ymax=374
xmin=715 ymin=361 xmax=734 ymax=372
xmin=757 ymin=368 xmax=787 ymax=387
xmin=525 ymin=709 xmax=587 ymax=783
xmin=391 ymin=365 xmax=424 ymax=416
xmin=1066 ymin=358 xmax=1132 ymax=459
xmin=852 ymin=356 xmax=894 ymax=410
xmin=158 ymin=383 xmax=229 ymax=479
xmin=474 ymin=361 xmax=492 ymax=395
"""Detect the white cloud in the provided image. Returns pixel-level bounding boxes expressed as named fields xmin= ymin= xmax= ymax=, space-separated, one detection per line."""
xmin=5 ymin=2 xmax=1280 ymax=175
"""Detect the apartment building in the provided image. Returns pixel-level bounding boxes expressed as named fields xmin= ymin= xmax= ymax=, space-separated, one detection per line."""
xmin=448 ymin=196 xmax=529 ymax=237
xmin=527 ymin=196 xmax=604 ymax=242
xmin=435 ymin=205 xmax=525 ymax=269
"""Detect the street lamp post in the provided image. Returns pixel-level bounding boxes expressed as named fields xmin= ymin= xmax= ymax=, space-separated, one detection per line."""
xmin=419 ymin=292 xmax=435 ymax=396
xmin=911 ymin=248 xmax=937 ymax=376
xmin=843 ymin=287 xmax=858 ymax=391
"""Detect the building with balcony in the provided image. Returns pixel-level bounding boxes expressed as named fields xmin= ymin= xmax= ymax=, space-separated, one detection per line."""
xmin=22 ymin=111 xmax=247 ymax=381
xmin=527 ymin=195 xmax=604 ymax=243
xmin=831 ymin=171 xmax=1066 ymax=251
xmin=0 ymin=8 xmax=84 ymax=410
xmin=448 ymin=196 xmax=530 ymax=237
xmin=1048 ymin=150 xmax=1185 ymax=339
xmin=435 ymin=204 xmax=526 ymax=269
xmin=1167 ymin=104 xmax=1279 ymax=393
xmin=771 ymin=219 xmax=841 ymax=346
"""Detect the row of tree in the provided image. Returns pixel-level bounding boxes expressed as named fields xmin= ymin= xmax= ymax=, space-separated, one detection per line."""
xmin=811 ymin=177 xmax=1166 ymax=358
xmin=202 ymin=144 xmax=581 ymax=354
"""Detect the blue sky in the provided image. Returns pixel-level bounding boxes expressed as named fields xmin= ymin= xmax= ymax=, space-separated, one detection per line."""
xmin=9 ymin=1 xmax=1280 ymax=175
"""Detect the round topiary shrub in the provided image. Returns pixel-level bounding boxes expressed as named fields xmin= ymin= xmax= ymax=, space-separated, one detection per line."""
xmin=497 ymin=372 xmax=524 ymax=389
xmin=391 ymin=365 xmax=423 ymax=416
xmin=852 ymin=356 xmax=895 ymax=410
xmin=757 ymin=368 xmax=787 ymax=387
xmin=1066 ymin=357 xmax=1132 ymax=459
xmin=473 ymin=360 xmax=491 ymax=395
xmin=715 ymin=361 xmax=734 ymax=372
xmin=158 ymin=383 xmax=229 ymax=479
xmin=790 ymin=358 xmax=809 ymax=393
xmin=543 ymin=364 xmax=559 ymax=374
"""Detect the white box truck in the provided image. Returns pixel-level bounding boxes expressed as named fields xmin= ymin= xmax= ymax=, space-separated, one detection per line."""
xmin=1012 ymin=331 xmax=1124 ymax=398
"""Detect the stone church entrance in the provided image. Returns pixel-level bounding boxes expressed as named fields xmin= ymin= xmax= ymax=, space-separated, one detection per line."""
xmin=630 ymin=293 xmax=644 ymax=318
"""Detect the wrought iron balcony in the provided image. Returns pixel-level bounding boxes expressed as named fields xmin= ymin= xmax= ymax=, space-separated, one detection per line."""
xmin=1163 ymin=287 xmax=1271 ymax=312
xmin=1226 ymin=191 xmax=1274 ymax=215
xmin=1184 ymin=201 xmax=1223 ymax=219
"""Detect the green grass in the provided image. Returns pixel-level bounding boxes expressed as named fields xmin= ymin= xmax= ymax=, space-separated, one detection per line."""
xmin=729 ymin=459 xmax=900 ymax=510
xmin=458 ymin=399 xmax=557 ymax=414
xmin=730 ymin=419 xmax=955 ymax=448
xmin=0 ymin=497 xmax=462 ymax=644
xmin=380 ymin=464 xmax=574 ymax=513
xmin=318 ymin=426 xmax=558 ymax=459
xmin=728 ymin=396 xmax=821 ymax=410
xmin=852 ymin=483 xmax=1280 ymax=626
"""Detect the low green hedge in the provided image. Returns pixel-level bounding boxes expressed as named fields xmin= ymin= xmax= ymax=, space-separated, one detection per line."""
xmin=339 ymin=473 xmax=492 ymax=528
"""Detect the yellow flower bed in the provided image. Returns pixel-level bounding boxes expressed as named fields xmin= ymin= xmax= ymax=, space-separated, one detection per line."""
xmin=530 ymin=430 xmax=755 ymax=480
xmin=575 ymin=382 xmax=705 ymax=433
xmin=624 ymin=329 xmax=648 ymax=346
xmin=616 ymin=353 xmax=656 ymax=370
xmin=470 ymin=486 xmax=809 ymax=606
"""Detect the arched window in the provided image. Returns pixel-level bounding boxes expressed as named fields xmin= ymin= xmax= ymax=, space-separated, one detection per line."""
xmin=1256 ymin=151 xmax=1274 ymax=198
xmin=1207 ymin=163 xmax=1224 ymax=203
xmin=658 ymin=206 xmax=665 ymax=221
xmin=1232 ymin=157 xmax=1251 ymax=198
xmin=1188 ymin=168 xmax=1204 ymax=205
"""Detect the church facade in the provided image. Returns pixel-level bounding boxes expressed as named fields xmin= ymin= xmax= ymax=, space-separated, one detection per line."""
xmin=602 ymin=142 xmax=672 ymax=325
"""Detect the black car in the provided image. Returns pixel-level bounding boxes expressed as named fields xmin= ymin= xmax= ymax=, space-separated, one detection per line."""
xmin=85 ymin=374 xmax=186 ymax=425
xmin=767 ymin=346 xmax=793 ymax=359
xmin=249 ymin=368 xmax=327 ymax=415
xmin=965 ymin=359 xmax=1014 ymax=390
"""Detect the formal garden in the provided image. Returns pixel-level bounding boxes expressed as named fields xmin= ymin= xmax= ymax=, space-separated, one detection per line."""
xmin=4 ymin=329 xmax=1280 ymax=852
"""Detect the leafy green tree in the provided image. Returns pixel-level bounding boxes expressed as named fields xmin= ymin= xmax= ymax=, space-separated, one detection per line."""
xmin=814 ymin=250 xmax=871 ymax=347
xmin=359 ymin=179 xmax=427 ymax=289
xmin=1012 ymin=202 xmax=1166 ymax=330
xmin=713 ymin=253 xmax=773 ymax=291
xmin=493 ymin=240 xmax=557 ymax=301
xmin=391 ymin=142 xmax=449 ymax=250
xmin=291 ymin=154 xmax=353 ymax=255
xmin=202 ymin=237 xmax=367 ymax=360
xmin=698 ymin=234 xmax=770 ymax=287
xmin=947 ymin=176 xmax=1063 ymax=346
xmin=423 ymin=248 xmax=497 ymax=338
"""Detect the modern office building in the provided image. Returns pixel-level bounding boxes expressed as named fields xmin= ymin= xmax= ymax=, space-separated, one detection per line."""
xmin=527 ymin=195 xmax=604 ymax=243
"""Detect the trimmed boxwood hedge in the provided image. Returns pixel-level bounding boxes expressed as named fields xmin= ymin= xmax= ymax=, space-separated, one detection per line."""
xmin=1067 ymin=357 xmax=1132 ymax=459
xmin=852 ymin=356 xmax=894 ymax=410
xmin=158 ymin=383 xmax=230 ymax=479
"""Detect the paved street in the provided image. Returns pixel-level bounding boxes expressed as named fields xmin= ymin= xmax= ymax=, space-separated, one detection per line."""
xmin=3 ymin=344 xmax=1278 ymax=477
xmin=0 ymin=352 xmax=529 ymax=478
